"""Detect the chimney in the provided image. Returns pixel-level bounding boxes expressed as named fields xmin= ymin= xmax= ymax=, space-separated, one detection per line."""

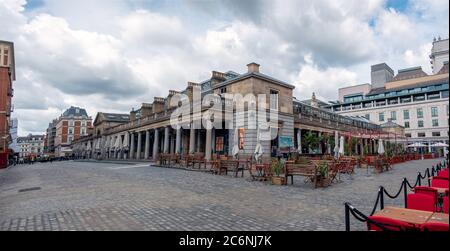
xmin=130 ymin=108 xmax=136 ymax=121
xmin=211 ymin=71 xmax=226 ymax=81
xmin=247 ymin=62 xmax=260 ymax=73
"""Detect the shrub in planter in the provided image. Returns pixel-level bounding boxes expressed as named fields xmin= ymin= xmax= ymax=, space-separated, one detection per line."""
xmin=316 ymin=161 xmax=331 ymax=187
xmin=271 ymin=159 xmax=286 ymax=185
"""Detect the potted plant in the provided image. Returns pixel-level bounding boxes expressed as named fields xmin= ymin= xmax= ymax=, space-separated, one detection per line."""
xmin=316 ymin=161 xmax=331 ymax=187
xmin=271 ymin=159 xmax=286 ymax=185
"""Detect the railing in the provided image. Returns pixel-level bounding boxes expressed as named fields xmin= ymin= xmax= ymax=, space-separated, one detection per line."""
xmin=344 ymin=159 xmax=448 ymax=231
xmin=293 ymin=101 xmax=380 ymax=131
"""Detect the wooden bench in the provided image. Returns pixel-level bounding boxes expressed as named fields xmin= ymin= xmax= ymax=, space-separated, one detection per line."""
xmin=217 ymin=160 xmax=244 ymax=177
xmin=186 ymin=154 xmax=205 ymax=169
xmin=284 ymin=162 xmax=319 ymax=188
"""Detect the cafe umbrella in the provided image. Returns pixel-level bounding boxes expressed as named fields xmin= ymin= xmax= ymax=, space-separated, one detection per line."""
xmin=254 ymin=127 xmax=264 ymax=163
xmin=339 ymin=136 xmax=345 ymax=157
xmin=378 ymin=139 xmax=385 ymax=155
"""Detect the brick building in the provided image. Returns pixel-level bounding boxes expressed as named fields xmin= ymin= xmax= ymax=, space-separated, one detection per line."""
xmin=0 ymin=40 xmax=15 ymax=168
xmin=54 ymin=106 xmax=92 ymax=157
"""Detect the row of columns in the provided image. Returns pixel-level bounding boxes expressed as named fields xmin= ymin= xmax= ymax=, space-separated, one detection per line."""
xmin=102 ymin=124 xmax=214 ymax=161
xmin=295 ymin=128 xmax=378 ymax=156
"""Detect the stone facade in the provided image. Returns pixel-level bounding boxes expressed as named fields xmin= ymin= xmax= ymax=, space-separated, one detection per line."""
xmin=72 ymin=63 xmax=384 ymax=160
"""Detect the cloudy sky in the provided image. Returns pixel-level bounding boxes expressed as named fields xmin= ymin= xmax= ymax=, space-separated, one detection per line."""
xmin=1 ymin=0 xmax=448 ymax=135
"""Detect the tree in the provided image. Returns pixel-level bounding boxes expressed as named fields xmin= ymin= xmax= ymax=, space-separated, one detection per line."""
xmin=304 ymin=131 xmax=323 ymax=153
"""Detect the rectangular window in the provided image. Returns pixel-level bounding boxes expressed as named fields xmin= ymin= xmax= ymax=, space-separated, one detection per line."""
xmin=379 ymin=112 xmax=385 ymax=122
xmin=418 ymin=132 xmax=426 ymax=137
xmin=403 ymin=110 xmax=410 ymax=120
xmin=417 ymin=108 xmax=423 ymax=119
xmin=432 ymin=119 xmax=439 ymax=127
xmin=69 ymin=120 xmax=75 ymax=126
xmin=432 ymin=132 xmax=441 ymax=137
xmin=431 ymin=107 xmax=438 ymax=117
xmin=3 ymin=50 xmax=8 ymax=65
xmin=404 ymin=121 xmax=410 ymax=128
xmin=405 ymin=133 xmax=412 ymax=138
xmin=215 ymin=137 xmax=224 ymax=152
xmin=238 ymin=128 xmax=245 ymax=150
xmin=270 ymin=90 xmax=279 ymax=110
xmin=68 ymin=128 xmax=74 ymax=134
xmin=390 ymin=111 xmax=397 ymax=120
xmin=418 ymin=120 xmax=424 ymax=128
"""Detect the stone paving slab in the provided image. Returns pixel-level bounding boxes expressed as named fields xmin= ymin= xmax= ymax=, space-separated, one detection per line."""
xmin=0 ymin=158 xmax=444 ymax=231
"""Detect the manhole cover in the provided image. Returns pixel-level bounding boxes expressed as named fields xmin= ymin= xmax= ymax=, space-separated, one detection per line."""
xmin=18 ymin=187 xmax=41 ymax=193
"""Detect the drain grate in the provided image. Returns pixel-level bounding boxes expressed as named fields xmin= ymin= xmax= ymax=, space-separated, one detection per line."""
xmin=18 ymin=187 xmax=41 ymax=193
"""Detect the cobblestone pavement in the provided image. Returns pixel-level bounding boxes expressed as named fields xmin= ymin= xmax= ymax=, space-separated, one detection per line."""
xmin=0 ymin=158 xmax=443 ymax=231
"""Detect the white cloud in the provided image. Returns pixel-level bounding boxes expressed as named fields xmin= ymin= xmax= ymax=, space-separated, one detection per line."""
xmin=2 ymin=0 xmax=448 ymax=135
xmin=292 ymin=54 xmax=358 ymax=101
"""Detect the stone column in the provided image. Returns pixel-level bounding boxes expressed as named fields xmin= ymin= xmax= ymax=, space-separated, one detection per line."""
xmin=189 ymin=125 xmax=196 ymax=154
xmin=297 ymin=129 xmax=302 ymax=153
xmin=153 ymin=129 xmax=159 ymax=159
xmin=144 ymin=130 xmax=150 ymax=159
xmin=130 ymin=132 xmax=135 ymax=159
xmin=205 ymin=129 xmax=212 ymax=161
xmin=136 ymin=132 xmax=142 ymax=160
xmin=175 ymin=128 xmax=181 ymax=154
xmin=164 ymin=127 xmax=170 ymax=154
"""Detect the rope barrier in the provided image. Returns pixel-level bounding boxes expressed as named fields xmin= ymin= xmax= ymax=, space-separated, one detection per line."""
xmin=383 ymin=181 xmax=404 ymax=199
xmin=370 ymin=189 xmax=382 ymax=216
xmin=344 ymin=160 xmax=448 ymax=231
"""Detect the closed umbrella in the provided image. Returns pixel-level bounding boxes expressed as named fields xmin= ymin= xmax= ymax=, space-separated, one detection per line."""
xmin=114 ymin=136 xmax=121 ymax=150
xmin=378 ymin=140 xmax=385 ymax=155
xmin=254 ymin=127 xmax=264 ymax=162
xmin=95 ymin=138 xmax=101 ymax=151
xmin=105 ymin=137 xmax=110 ymax=151
xmin=232 ymin=128 xmax=239 ymax=159
xmin=122 ymin=132 xmax=129 ymax=150
xmin=339 ymin=136 xmax=345 ymax=156
xmin=110 ymin=136 xmax=116 ymax=150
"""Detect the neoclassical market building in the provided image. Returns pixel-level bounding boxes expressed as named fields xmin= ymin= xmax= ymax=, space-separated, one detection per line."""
xmin=72 ymin=63 xmax=400 ymax=161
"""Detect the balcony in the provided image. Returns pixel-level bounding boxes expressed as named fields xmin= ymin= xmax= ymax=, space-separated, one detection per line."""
xmin=7 ymin=88 xmax=14 ymax=97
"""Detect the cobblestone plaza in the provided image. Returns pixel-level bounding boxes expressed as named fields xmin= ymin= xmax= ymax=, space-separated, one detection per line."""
xmin=0 ymin=158 xmax=442 ymax=231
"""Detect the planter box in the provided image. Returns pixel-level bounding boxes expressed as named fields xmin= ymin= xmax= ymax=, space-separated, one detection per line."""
xmin=316 ymin=177 xmax=331 ymax=187
xmin=271 ymin=176 xmax=286 ymax=185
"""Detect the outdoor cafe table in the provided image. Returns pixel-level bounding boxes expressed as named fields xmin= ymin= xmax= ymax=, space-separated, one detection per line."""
xmin=251 ymin=164 xmax=270 ymax=181
xmin=427 ymin=213 xmax=449 ymax=224
xmin=373 ymin=207 xmax=433 ymax=225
